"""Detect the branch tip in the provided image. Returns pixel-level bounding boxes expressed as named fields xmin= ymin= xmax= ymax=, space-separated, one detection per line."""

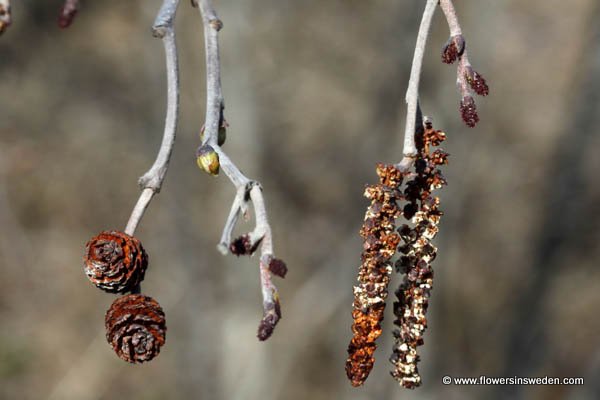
xmin=196 ymin=0 xmax=284 ymax=340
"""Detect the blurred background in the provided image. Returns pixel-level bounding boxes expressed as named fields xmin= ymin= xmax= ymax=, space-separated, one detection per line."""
xmin=1 ymin=0 xmax=599 ymax=399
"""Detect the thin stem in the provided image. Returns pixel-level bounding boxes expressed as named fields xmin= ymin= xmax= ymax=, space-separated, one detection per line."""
xmin=124 ymin=0 xmax=180 ymax=236
xmin=218 ymin=186 xmax=245 ymax=254
xmin=439 ymin=0 xmax=461 ymax=36
xmin=439 ymin=0 xmax=469 ymax=90
xmin=195 ymin=0 xmax=282 ymax=340
xmin=197 ymin=0 xmax=223 ymax=147
xmin=399 ymin=0 xmax=438 ymax=170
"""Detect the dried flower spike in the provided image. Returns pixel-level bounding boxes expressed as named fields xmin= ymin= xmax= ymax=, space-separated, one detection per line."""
xmin=84 ymin=231 xmax=148 ymax=293
xmin=105 ymin=294 xmax=166 ymax=363
xmin=390 ymin=118 xmax=447 ymax=388
xmin=346 ymin=164 xmax=403 ymax=387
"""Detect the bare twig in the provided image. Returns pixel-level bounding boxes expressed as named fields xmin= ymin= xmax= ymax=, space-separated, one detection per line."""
xmin=439 ymin=0 xmax=468 ymax=94
xmin=124 ymin=0 xmax=180 ymax=236
xmin=398 ymin=0 xmax=438 ymax=171
xmin=0 ymin=0 xmax=11 ymax=35
xmin=439 ymin=0 xmax=461 ymax=36
xmin=439 ymin=0 xmax=489 ymax=127
xmin=195 ymin=0 xmax=284 ymax=340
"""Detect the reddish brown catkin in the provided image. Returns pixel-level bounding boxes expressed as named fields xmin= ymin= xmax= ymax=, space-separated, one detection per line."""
xmin=345 ymin=164 xmax=403 ymax=387
xmin=390 ymin=120 xmax=448 ymax=388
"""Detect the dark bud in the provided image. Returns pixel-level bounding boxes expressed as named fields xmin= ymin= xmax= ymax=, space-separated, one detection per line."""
xmin=465 ymin=66 xmax=489 ymax=96
xmin=230 ymin=234 xmax=261 ymax=256
xmin=442 ymin=35 xmax=465 ymax=64
xmin=268 ymin=257 xmax=288 ymax=278
xmin=460 ymin=96 xmax=479 ymax=128
xmin=257 ymin=315 xmax=277 ymax=341
xmin=257 ymin=300 xmax=281 ymax=341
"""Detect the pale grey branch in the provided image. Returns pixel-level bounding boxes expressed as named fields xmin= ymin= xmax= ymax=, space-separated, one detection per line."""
xmin=218 ymin=186 xmax=245 ymax=254
xmin=197 ymin=0 xmax=223 ymax=147
xmin=196 ymin=0 xmax=283 ymax=340
xmin=398 ymin=0 xmax=438 ymax=171
xmin=125 ymin=0 xmax=180 ymax=236
xmin=439 ymin=0 xmax=462 ymax=36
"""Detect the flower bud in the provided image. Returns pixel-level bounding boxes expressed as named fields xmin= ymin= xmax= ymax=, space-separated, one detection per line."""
xmin=465 ymin=66 xmax=489 ymax=96
xmin=268 ymin=257 xmax=288 ymax=278
xmin=196 ymin=144 xmax=220 ymax=176
xmin=441 ymin=35 xmax=465 ymax=64
xmin=230 ymin=234 xmax=261 ymax=256
xmin=257 ymin=293 xmax=281 ymax=341
xmin=460 ymin=96 xmax=479 ymax=128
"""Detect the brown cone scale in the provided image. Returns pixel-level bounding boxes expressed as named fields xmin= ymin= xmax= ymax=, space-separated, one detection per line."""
xmin=105 ymin=294 xmax=166 ymax=364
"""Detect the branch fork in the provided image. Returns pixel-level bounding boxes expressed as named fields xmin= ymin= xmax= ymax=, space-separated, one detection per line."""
xmin=195 ymin=0 xmax=286 ymax=341
xmin=399 ymin=0 xmax=489 ymax=172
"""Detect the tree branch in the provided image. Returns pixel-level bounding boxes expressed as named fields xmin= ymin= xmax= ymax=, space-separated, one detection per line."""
xmin=0 ymin=0 xmax=11 ymax=35
xmin=398 ymin=0 xmax=438 ymax=171
xmin=124 ymin=0 xmax=180 ymax=236
xmin=194 ymin=0 xmax=284 ymax=341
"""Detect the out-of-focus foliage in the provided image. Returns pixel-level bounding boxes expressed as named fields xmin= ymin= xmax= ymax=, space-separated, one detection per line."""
xmin=1 ymin=1 xmax=599 ymax=399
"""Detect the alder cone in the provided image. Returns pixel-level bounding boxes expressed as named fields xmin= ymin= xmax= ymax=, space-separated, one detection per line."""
xmin=105 ymin=294 xmax=166 ymax=364
xmin=84 ymin=231 xmax=148 ymax=293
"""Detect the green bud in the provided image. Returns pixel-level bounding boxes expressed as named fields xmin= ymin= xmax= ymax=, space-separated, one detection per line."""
xmin=196 ymin=145 xmax=220 ymax=176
